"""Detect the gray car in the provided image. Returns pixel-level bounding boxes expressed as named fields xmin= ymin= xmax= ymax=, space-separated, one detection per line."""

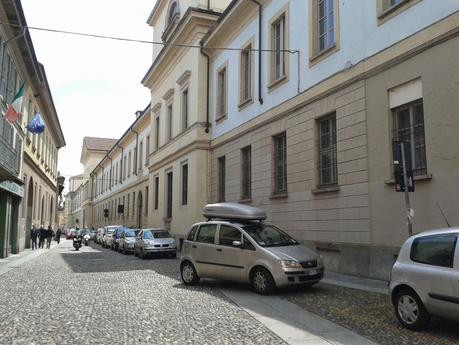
xmin=134 ymin=228 xmax=177 ymax=259
xmin=180 ymin=203 xmax=324 ymax=294
xmin=118 ymin=228 xmax=140 ymax=254
xmin=389 ymin=227 xmax=459 ymax=330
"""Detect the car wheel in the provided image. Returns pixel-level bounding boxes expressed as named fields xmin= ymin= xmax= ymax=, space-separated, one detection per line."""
xmin=395 ymin=289 xmax=430 ymax=330
xmin=251 ymin=267 xmax=276 ymax=295
xmin=181 ymin=262 xmax=199 ymax=285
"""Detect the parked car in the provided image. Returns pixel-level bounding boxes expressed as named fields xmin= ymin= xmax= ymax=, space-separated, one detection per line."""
xmin=180 ymin=203 xmax=324 ymax=294
xmin=89 ymin=229 xmax=97 ymax=241
xmin=111 ymin=227 xmax=129 ymax=251
xmin=389 ymin=227 xmax=459 ymax=330
xmin=118 ymin=228 xmax=140 ymax=254
xmin=134 ymin=228 xmax=177 ymax=259
xmin=102 ymin=225 xmax=122 ymax=248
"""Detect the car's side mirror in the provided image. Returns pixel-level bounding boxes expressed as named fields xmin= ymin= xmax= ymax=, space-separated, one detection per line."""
xmin=232 ymin=241 xmax=242 ymax=248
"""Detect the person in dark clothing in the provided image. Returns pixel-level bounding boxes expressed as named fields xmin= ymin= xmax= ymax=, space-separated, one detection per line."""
xmin=38 ymin=225 xmax=46 ymax=248
xmin=46 ymin=226 xmax=54 ymax=249
xmin=31 ymin=224 xmax=39 ymax=250
xmin=55 ymin=228 xmax=62 ymax=244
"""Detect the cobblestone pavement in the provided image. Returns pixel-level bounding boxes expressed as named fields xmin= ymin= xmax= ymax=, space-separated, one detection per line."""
xmin=280 ymin=282 xmax=459 ymax=345
xmin=0 ymin=240 xmax=285 ymax=345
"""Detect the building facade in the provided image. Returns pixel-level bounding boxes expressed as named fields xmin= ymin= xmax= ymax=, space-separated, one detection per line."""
xmin=142 ymin=0 xmax=231 ymax=245
xmin=91 ymin=108 xmax=151 ymax=229
xmin=0 ymin=0 xmax=65 ymax=257
xmin=202 ymin=0 xmax=459 ymax=279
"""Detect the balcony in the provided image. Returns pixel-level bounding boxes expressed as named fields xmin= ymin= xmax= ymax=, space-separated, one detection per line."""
xmin=0 ymin=136 xmax=19 ymax=178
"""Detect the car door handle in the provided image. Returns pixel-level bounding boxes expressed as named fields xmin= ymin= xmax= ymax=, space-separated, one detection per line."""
xmin=216 ymin=248 xmax=222 ymax=252
xmin=192 ymin=245 xmax=197 ymax=249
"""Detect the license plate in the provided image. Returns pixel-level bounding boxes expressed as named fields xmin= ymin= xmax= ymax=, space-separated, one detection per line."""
xmin=309 ymin=269 xmax=317 ymax=276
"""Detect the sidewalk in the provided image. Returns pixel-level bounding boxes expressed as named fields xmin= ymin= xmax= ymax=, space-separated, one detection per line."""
xmin=323 ymin=272 xmax=389 ymax=295
xmin=0 ymin=241 xmax=60 ymax=276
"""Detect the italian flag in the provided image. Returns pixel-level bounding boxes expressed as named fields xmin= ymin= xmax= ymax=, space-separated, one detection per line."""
xmin=5 ymin=84 xmax=24 ymax=123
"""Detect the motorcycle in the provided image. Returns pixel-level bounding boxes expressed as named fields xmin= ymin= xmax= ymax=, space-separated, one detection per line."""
xmin=73 ymin=236 xmax=82 ymax=251
xmin=83 ymin=234 xmax=90 ymax=246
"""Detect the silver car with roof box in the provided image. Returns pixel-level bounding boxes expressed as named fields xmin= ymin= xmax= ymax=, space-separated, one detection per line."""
xmin=180 ymin=203 xmax=324 ymax=294
xmin=389 ymin=227 xmax=459 ymax=330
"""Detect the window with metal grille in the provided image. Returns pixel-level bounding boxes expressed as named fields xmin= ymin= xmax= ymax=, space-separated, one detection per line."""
xmin=182 ymin=164 xmax=188 ymax=206
xmin=272 ymin=16 xmax=285 ymax=81
xmin=154 ymin=176 xmax=159 ymax=210
xmin=218 ymin=156 xmax=226 ymax=202
xmin=317 ymin=0 xmax=334 ymax=52
xmin=273 ymin=132 xmax=287 ymax=194
xmin=166 ymin=171 xmax=173 ymax=218
xmin=319 ymin=114 xmax=337 ymax=186
xmin=392 ymin=100 xmax=427 ymax=176
xmin=241 ymin=146 xmax=252 ymax=199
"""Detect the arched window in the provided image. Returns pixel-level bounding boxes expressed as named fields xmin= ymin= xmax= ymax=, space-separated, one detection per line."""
xmin=167 ymin=2 xmax=179 ymax=26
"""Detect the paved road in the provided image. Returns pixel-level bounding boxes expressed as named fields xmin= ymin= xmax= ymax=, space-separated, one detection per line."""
xmin=0 ymin=240 xmax=285 ymax=345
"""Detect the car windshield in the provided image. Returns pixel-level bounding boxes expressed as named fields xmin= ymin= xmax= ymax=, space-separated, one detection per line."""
xmin=143 ymin=230 xmax=170 ymax=239
xmin=106 ymin=229 xmax=114 ymax=235
xmin=242 ymin=223 xmax=299 ymax=247
xmin=124 ymin=230 xmax=136 ymax=237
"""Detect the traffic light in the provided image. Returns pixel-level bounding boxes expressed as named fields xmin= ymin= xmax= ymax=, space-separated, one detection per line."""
xmin=103 ymin=208 xmax=109 ymax=218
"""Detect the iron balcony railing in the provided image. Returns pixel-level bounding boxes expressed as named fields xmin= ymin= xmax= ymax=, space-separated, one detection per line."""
xmin=0 ymin=136 xmax=19 ymax=178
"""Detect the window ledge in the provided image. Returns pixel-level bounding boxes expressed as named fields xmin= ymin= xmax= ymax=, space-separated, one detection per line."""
xmin=268 ymin=75 xmax=288 ymax=92
xmin=270 ymin=192 xmax=288 ymax=200
xmin=215 ymin=114 xmax=227 ymax=124
xmin=309 ymin=44 xmax=338 ymax=66
xmin=384 ymin=173 xmax=432 ymax=185
xmin=311 ymin=185 xmax=340 ymax=195
xmin=238 ymin=97 xmax=253 ymax=111
xmin=239 ymin=198 xmax=252 ymax=204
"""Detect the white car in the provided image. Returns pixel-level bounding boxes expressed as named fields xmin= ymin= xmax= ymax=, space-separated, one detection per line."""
xmin=389 ymin=227 xmax=459 ymax=330
xmin=102 ymin=225 xmax=121 ymax=248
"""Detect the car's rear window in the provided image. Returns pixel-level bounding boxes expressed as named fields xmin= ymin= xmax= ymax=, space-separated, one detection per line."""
xmin=410 ymin=233 xmax=457 ymax=268
xmin=153 ymin=230 xmax=171 ymax=239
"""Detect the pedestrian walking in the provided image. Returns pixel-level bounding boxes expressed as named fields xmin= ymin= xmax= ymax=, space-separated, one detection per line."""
xmin=31 ymin=224 xmax=39 ymax=250
xmin=38 ymin=225 xmax=46 ymax=248
xmin=46 ymin=226 xmax=54 ymax=249
xmin=55 ymin=228 xmax=62 ymax=244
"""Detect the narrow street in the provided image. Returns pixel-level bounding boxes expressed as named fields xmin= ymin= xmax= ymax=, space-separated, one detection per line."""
xmin=0 ymin=240 xmax=284 ymax=345
xmin=1 ymin=240 xmax=459 ymax=345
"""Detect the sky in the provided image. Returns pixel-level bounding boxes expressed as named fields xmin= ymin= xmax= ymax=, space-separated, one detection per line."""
xmin=21 ymin=0 xmax=157 ymax=191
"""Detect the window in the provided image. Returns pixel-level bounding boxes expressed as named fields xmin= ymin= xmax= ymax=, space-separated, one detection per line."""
xmin=241 ymin=146 xmax=252 ymax=199
xmin=166 ymin=171 xmax=173 ymax=218
xmin=217 ymin=66 xmax=227 ymax=118
xmin=196 ymin=224 xmax=217 ymax=244
xmin=273 ymin=132 xmax=287 ymax=194
xmin=167 ymin=2 xmax=179 ymax=27
xmin=138 ymin=141 xmax=143 ymax=172
xmin=319 ymin=114 xmax=337 ymax=186
xmin=145 ymin=135 xmax=150 ymax=166
xmin=219 ymin=225 xmax=241 ymax=246
xmin=240 ymin=44 xmax=252 ymax=103
xmin=145 ymin=186 xmax=149 ymax=215
xmin=123 ymin=156 xmax=127 ymax=180
xmin=218 ymin=156 xmax=226 ymax=202
xmin=187 ymin=226 xmax=198 ymax=241
xmin=182 ymin=89 xmax=188 ymax=130
xmin=154 ymin=176 xmax=159 ymax=210
xmin=393 ymin=100 xmax=426 ymax=176
xmin=128 ymin=151 xmax=132 ymax=177
xmin=243 ymin=236 xmax=256 ymax=251
xmin=410 ymin=234 xmax=457 ymax=268
xmin=127 ymin=194 xmax=130 ymax=217
xmin=317 ymin=0 xmax=335 ymax=52
xmin=132 ymin=192 xmax=135 ymax=217
xmin=181 ymin=163 xmax=188 ymax=206
xmin=271 ymin=15 xmax=285 ymax=82
xmin=155 ymin=116 xmax=160 ymax=150
xmin=167 ymin=104 xmax=173 ymax=141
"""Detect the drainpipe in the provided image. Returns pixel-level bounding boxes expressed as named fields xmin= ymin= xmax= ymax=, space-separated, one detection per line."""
xmin=115 ymin=143 xmax=124 ymax=184
xmin=248 ymin=0 xmax=263 ymax=105
xmin=130 ymin=127 xmax=139 ymax=175
xmin=200 ymin=43 xmax=211 ymax=133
